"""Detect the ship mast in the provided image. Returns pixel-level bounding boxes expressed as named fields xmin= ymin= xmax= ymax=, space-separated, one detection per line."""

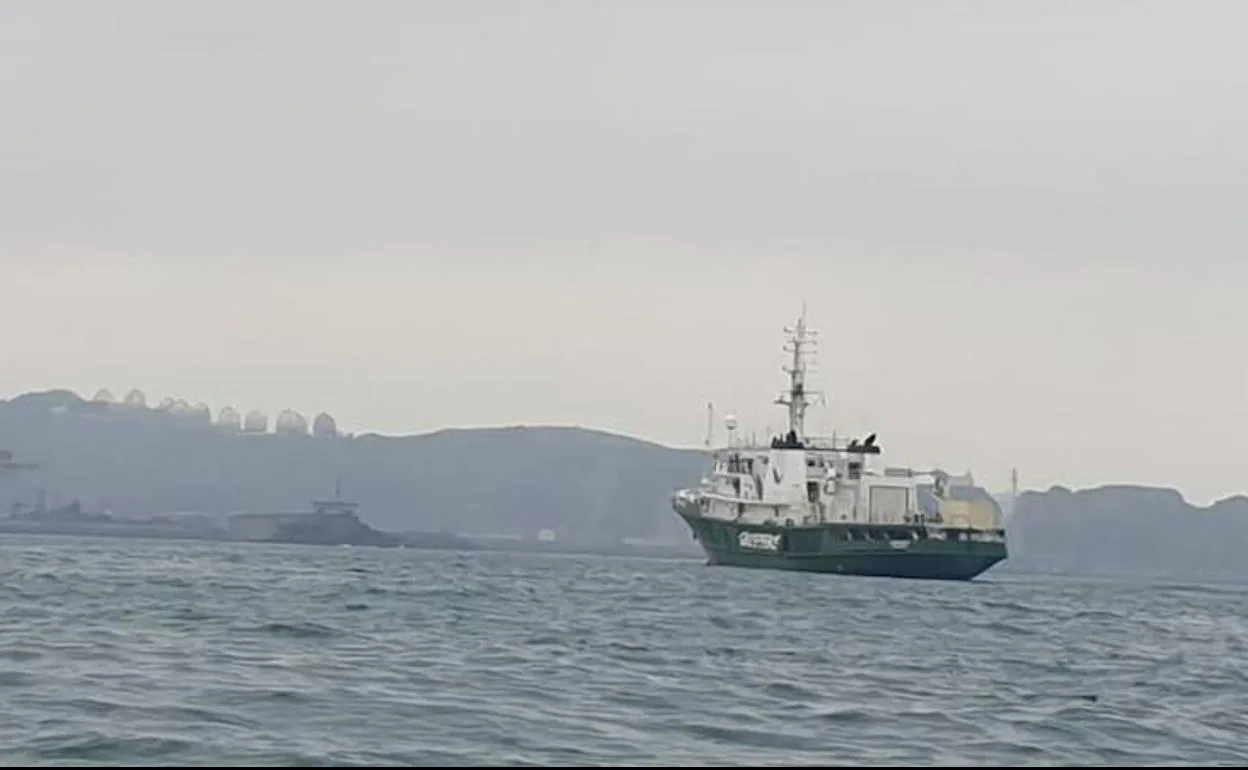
xmin=775 ymin=303 xmax=817 ymax=443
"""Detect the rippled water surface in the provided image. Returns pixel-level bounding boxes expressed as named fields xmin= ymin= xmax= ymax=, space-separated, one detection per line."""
xmin=3 ymin=535 xmax=1248 ymax=766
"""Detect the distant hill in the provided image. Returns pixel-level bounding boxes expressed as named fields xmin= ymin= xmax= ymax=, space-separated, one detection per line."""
xmin=0 ymin=390 xmax=706 ymax=544
xmin=996 ymin=485 xmax=1248 ymax=582
xmin=4 ymin=389 xmax=1248 ymax=581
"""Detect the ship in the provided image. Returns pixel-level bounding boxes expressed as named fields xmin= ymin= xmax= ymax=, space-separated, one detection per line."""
xmin=225 ymin=480 xmax=401 ymax=548
xmin=671 ymin=308 xmax=1008 ymax=581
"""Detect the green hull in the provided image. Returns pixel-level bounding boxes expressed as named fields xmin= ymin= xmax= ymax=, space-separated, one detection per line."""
xmin=676 ymin=507 xmax=1007 ymax=582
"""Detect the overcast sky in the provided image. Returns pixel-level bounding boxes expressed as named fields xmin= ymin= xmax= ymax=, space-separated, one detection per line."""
xmin=2 ymin=1 xmax=1246 ymax=503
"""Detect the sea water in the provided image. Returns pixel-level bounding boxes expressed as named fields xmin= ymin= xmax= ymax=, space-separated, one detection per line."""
xmin=2 ymin=535 xmax=1246 ymax=766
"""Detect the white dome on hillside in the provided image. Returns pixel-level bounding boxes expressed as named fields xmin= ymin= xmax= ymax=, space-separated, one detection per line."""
xmin=275 ymin=409 xmax=309 ymax=437
xmin=242 ymin=410 xmax=269 ymax=434
xmin=312 ymin=412 xmax=338 ymax=438
xmin=217 ymin=406 xmax=242 ymax=431
xmin=123 ymin=388 xmax=147 ymax=409
xmin=188 ymin=402 xmax=212 ymax=425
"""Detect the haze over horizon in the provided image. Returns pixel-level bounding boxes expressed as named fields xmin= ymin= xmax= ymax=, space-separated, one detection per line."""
xmin=3 ymin=1 xmax=1247 ymax=506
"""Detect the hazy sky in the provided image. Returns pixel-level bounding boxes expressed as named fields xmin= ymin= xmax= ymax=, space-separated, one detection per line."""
xmin=2 ymin=1 xmax=1246 ymax=503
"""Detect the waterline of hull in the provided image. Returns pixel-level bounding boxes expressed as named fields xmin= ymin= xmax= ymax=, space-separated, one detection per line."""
xmin=678 ymin=511 xmax=1007 ymax=582
xmin=699 ymin=546 xmax=1006 ymax=581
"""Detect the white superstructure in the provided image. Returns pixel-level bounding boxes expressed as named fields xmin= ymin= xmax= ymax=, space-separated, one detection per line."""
xmin=674 ymin=307 xmax=1001 ymax=533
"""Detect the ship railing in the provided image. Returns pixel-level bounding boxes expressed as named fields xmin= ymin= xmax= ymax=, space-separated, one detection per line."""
xmin=672 ymin=489 xmax=703 ymax=507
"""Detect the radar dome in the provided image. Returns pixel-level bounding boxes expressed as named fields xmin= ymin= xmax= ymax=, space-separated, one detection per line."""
xmin=92 ymin=388 xmax=116 ymax=404
xmin=311 ymin=412 xmax=339 ymax=438
xmin=158 ymin=397 xmax=193 ymax=416
xmin=122 ymin=388 xmax=147 ymax=409
xmin=188 ymin=402 xmax=212 ymax=425
xmin=216 ymin=406 xmax=242 ymax=432
xmin=275 ymin=409 xmax=309 ymax=437
xmin=242 ymin=410 xmax=269 ymax=434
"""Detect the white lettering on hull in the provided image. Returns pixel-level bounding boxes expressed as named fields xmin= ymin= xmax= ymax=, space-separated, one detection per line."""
xmin=738 ymin=531 xmax=782 ymax=552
